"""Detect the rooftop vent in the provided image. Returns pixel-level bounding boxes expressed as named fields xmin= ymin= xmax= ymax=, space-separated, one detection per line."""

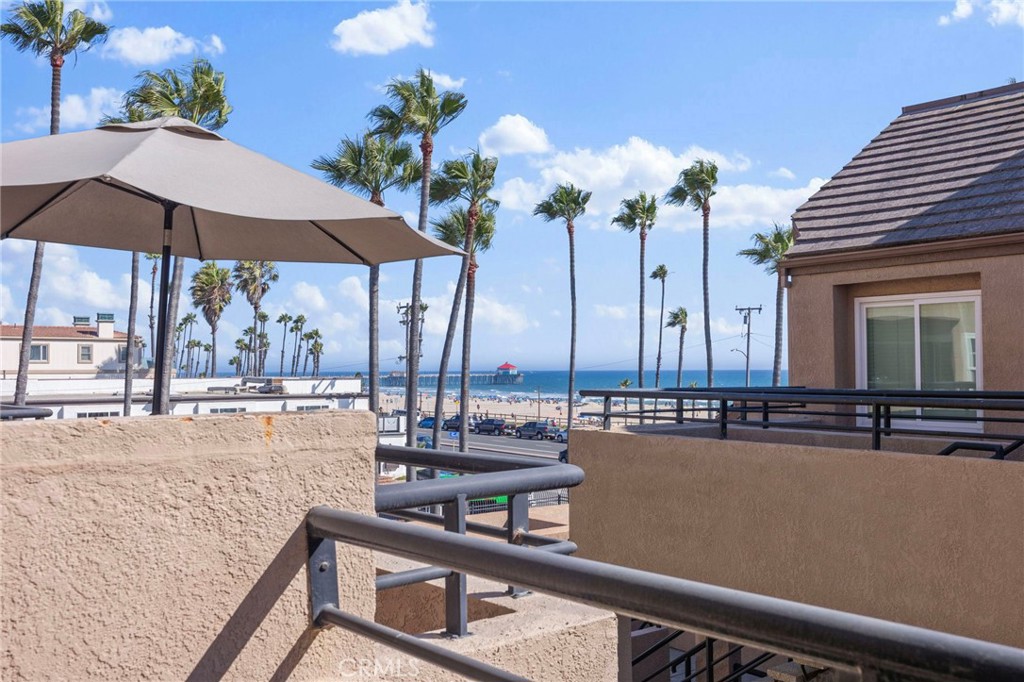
xmin=73 ymin=316 xmax=91 ymax=327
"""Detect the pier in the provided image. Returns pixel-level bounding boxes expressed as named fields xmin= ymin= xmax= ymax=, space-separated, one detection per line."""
xmin=380 ymin=372 xmax=525 ymax=388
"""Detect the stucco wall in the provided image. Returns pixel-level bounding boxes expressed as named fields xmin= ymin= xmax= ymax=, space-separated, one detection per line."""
xmin=569 ymin=429 xmax=1024 ymax=648
xmin=1 ymin=411 xmax=377 ymax=680
xmin=786 ymin=247 xmax=1024 ymax=393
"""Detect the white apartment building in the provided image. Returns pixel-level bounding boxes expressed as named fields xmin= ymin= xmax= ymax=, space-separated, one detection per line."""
xmin=0 ymin=313 xmax=141 ymax=380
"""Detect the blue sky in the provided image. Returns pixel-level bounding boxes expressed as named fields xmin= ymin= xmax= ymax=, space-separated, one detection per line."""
xmin=2 ymin=1 xmax=1021 ymax=375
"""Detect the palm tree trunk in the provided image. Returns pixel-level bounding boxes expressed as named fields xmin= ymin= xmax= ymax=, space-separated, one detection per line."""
xmin=459 ymin=210 xmax=478 ymax=453
xmin=432 ymin=252 xmax=469 ymax=450
xmin=160 ymin=257 xmax=185 ymax=413
xmin=638 ymin=230 xmax=646 ymax=389
xmin=676 ymin=327 xmax=685 ymax=387
xmin=302 ymin=343 xmax=310 ymax=376
xmin=123 ymin=252 xmax=140 ymax=415
xmin=251 ymin=309 xmax=258 ymax=375
xmin=211 ymin=323 xmax=218 ymax=381
xmin=369 ymin=265 xmax=380 ymax=415
xmin=567 ymin=221 xmax=578 ymax=429
xmin=702 ymin=205 xmax=714 ymax=387
xmin=773 ymin=271 xmax=784 ymax=387
xmin=406 ymin=134 xmax=433 ymax=447
xmin=279 ymin=322 xmax=288 ymax=377
xmin=148 ymin=259 xmax=158 ymax=354
xmin=655 ymin=280 xmax=665 ymax=388
xmin=49 ymin=60 xmax=61 ymax=135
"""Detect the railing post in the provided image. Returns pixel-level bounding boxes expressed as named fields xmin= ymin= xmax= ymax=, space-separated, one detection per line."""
xmin=718 ymin=399 xmax=728 ymax=440
xmin=676 ymin=398 xmax=685 ymax=424
xmin=307 ymin=532 xmax=339 ymax=627
xmin=443 ymin=493 xmax=468 ymax=637
xmin=603 ymin=396 xmax=612 ymax=430
xmin=871 ymin=405 xmax=881 ymax=451
xmin=506 ymin=493 xmax=530 ymax=597
xmin=883 ymin=404 xmax=892 ymax=436
xmin=706 ymin=637 xmax=715 ymax=682
xmin=761 ymin=401 xmax=769 ymax=429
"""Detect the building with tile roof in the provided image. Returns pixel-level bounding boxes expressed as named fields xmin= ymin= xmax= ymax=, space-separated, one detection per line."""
xmin=784 ymin=82 xmax=1023 ymax=416
xmin=1 ymin=314 xmax=142 ymax=379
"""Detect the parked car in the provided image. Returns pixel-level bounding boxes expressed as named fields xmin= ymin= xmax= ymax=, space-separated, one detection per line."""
xmin=515 ymin=421 xmax=558 ymax=440
xmin=441 ymin=415 xmax=479 ymax=431
xmin=417 ymin=417 xmax=435 ymax=428
xmin=558 ymin=448 xmax=569 ymax=464
xmin=475 ymin=418 xmax=508 ymax=435
xmin=555 ymin=428 xmax=569 ymax=443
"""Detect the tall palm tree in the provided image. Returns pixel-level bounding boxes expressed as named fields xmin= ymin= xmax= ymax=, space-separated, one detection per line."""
xmin=612 ymin=191 xmax=658 ymax=388
xmin=310 ymin=340 xmax=324 ymax=377
xmin=201 ymin=343 xmax=213 ymax=377
xmin=144 ymin=253 xmax=160 ymax=354
xmin=651 ymin=264 xmax=669 ymax=388
xmin=534 ymin=183 xmax=592 ymax=429
xmin=232 ymin=260 xmax=278 ymax=377
xmin=177 ymin=312 xmax=197 ymax=374
xmin=370 ymin=68 xmax=468 ymax=446
xmin=186 ymin=338 xmax=202 ymax=378
xmin=430 ymin=205 xmax=497 ymax=450
xmin=290 ymin=315 xmax=307 ymax=376
xmin=276 ymin=313 xmax=292 ymax=376
xmin=107 ymin=58 xmax=231 ymax=410
xmin=256 ymin=310 xmax=270 ymax=374
xmin=666 ymin=307 xmax=689 ymax=388
xmin=666 ymin=159 xmax=719 ymax=387
xmin=122 ymin=252 xmax=140 ymax=416
xmin=189 ymin=261 xmax=232 ymax=381
xmin=2 ymin=0 xmax=109 ymax=405
xmin=312 ymin=132 xmax=421 ymax=414
xmin=234 ymin=338 xmax=249 ymax=375
xmin=738 ymin=222 xmax=794 ymax=387
xmin=428 ymin=151 xmax=499 ymax=451
xmin=301 ymin=330 xmax=316 ymax=376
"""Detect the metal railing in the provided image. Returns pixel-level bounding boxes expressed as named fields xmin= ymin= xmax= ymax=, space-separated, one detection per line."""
xmin=306 ymin=506 xmax=1024 ymax=682
xmin=0 ymin=404 xmax=53 ymax=420
xmin=579 ymin=387 xmax=1024 ymax=455
xmin=373 ymin=445 xmax=583 ymax=635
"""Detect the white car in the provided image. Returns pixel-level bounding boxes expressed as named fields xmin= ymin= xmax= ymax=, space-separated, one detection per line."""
xmin=555 ymin=428 xmax=569 ymax=443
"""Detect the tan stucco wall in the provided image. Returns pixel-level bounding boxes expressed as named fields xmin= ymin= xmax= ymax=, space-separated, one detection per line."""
xmin=1 ymin=411 xmax=377 ymax=681
xmin=569 ymin=430 xmax=1024 ymax=648
xmin=786 ymin=247 xmax=1024 ymax=393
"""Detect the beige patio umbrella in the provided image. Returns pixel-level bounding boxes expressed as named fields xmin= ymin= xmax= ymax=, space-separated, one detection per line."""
xmin=1 ymin=117 xmax=460 ymax=412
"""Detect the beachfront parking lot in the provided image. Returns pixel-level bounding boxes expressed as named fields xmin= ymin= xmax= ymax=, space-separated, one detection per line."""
xmin=415 ymin=427 xmax=566 ymax=459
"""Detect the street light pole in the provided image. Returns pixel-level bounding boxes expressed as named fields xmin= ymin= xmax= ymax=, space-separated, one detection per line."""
xmin=735 ymin=305 xmax=762 ymax=387
xmin=536 ymin=386 xmax=542 ymax=421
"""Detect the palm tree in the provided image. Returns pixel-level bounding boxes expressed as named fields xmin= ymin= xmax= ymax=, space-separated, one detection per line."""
xmin=232 ymin=260 xmax=278 ymax=377
xmin=276 ymin=313 xmax=293 ymax=376
xmin=651 ymin=265 xmax=669 ymax=388
xmin=301 ymin=330 xmax=316 ymax=376
xmin=228 ymin=356 xmax=239 ymax=377
xmin=186 ymin=338 xmax=202 ymax=378
xmin=144 ymin=253 xmax=160 ymax=354
xmin=309 ymin=340 xmax=324 ymax=377
xmin=619 ymin=378 xmax=633 ymax=424
xmin=612 ymin=192 xmax=658 ymax=388
xmin=122 ymin=252 xmax=140 ymax=416
xmin=106 ymin=58 xmax=231 ymax=410
xmin=234 ymin=338 xmax=249 ymax=375
xmin=666 ymin=159 xmax=719 ymax=387
xmin=201 ymin=343 xmax=213 ymax=377
xmin=430 ymin=205 xmax=497 ymax=450
xmin=534 ymin=184 xmax=591 ymax=428
xmin=312 ymin=132 xmax=421 ymax=414
xmin=177 ymin=312 xmax=197 ymax=374
xmin=738 ymin=222 xmax=794 ymax=387
xmin=370 ymin=68 xmax=468 ymax=446
xmin=189 ymin=261 xmax=232 ymax=381
xmin=666 ymin=307 xmax=689 ymax=388
xmin=290 ymin=315 xmax=306 ymax=376
xmin=2 ymin=0 xmax=109 ymax=405
xmin=256 ymin=310 xmax=270 ymax=374
xmin=428 ymin=151 xmax=499 ymax=451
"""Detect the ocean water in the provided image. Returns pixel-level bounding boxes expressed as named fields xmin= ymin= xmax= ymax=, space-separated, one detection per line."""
xmin=386 ymin=369 xmax=788 ymax=401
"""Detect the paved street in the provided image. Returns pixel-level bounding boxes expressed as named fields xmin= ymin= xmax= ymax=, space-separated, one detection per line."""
xmin=415 ymin=427 xmax=567 ymax=459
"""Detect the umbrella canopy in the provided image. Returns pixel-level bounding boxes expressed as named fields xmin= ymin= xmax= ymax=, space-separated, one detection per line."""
xmin=1 ymin=117 xmax=458 ymax=263
xmin=1 ymin=117 xmax=460 ymax=414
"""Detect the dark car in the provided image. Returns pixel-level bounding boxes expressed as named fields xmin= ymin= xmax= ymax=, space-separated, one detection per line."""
xmin=515 ymin=421 xmax=558 ymax=440
xmin=475 ymin=418 xmax=508 ymax=435
xmin=441 ymin=415 xmax=479 ymax=431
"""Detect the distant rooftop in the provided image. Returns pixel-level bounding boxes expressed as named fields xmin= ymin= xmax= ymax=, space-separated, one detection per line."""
xmin=0 ymin=324 xmax=129 ymax=340
xmin=789 ymin=82 xmax=1024 ymax=257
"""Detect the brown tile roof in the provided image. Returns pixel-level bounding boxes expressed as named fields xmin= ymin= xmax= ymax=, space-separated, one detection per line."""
xmin=789 ymin=82 xmax=1024 ymax=257
xmin=0 ymin=324 xmax=129 ymax=340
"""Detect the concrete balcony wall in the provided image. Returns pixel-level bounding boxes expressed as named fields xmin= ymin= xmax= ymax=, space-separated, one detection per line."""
xmin=569 ymin=429 xmax=1024 ymax=648
xmin=1 ymin=411 xmax=377 ymax=680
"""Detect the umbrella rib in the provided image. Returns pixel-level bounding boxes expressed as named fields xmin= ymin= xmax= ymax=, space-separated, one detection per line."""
xmin=190 ymin=206 xmax=204 ymax=261
xmin=310 ymin=220 xmax=370 ymax=265
xmin=2 ymin=180 xmax=88 ymax=239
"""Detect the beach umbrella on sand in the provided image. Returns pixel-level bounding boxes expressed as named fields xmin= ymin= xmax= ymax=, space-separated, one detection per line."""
xmin=1 ymin=117 xmax=460 ymax=413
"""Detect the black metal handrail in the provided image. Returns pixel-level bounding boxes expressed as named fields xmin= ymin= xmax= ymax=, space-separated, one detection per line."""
xmin=0 ymin=404 xmax=52 ymax=420
xmin=579 ymin=387 xmax=1024 ymax=453
xmin=306 ymin=507 xmax=1024 ymax=682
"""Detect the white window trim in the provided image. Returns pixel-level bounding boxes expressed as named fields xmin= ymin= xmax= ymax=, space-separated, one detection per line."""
xmin=78 ymin=344 xmax=93 ymax=364
xmin=27 ymin=343 xmax=49 ymax=363
xmin=854 ymin=290 xmax=983 ymax=432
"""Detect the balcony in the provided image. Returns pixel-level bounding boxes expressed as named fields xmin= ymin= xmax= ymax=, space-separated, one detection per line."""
xmin=1 ymin=408 xmax=1021 ymax=680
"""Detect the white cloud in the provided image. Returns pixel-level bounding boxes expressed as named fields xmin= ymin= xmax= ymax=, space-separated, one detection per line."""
xmin=101 ymin=26 xmax=225 ymax=66
xmin=338 ymin=276 xmax=370 ymax=312
xmin=770 ymin=167 xmax=796 ymax=180
xmin=491 ymin=177 xmax=546 ymax=213
xmin=938 ymin=0 xmax=1023 ymax=26
xmin=375 ymin=69 xmax=465 ymax=94
xmin=290 ymin=282 xmax=329 ymax=313
xmin=15 ymin=86 xmax=122 ymax=134
xmin=479 ymin=114 xmax=551 ymax=156
xmin=331 ymin=0 xmax=434 ymax=56
xmin=65 ymin=0 xmax=113 ymax=21
xmin=472 ymin=291 xmax=535 ymax=334
xmin=689 ymin=313 xmax=745 ymax=338
xmin=38 ymin=243 xmax=129 ymax=310
xmin=594 ymin=304 xmax=628 ymax=319
xmin=663 ymin=177 xmax=825 ymax=232
xmin=0 ymin=284 xmax=18 ymax=323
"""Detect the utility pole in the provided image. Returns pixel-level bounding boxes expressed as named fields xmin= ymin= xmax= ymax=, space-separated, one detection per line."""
xmin=735 ymin=305 xmax=762 ymax=387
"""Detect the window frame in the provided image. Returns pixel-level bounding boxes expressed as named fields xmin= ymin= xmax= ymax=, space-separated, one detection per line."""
xmin=28 ymin=343 xmax=49 ymax=363
xmin=78 ymin=344 xmax=94 ymax=364
xmin=854 ymin=290 xmax=983 ymax=432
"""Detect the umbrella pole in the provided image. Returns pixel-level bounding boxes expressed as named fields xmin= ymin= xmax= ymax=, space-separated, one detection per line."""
xmin=152 ymin=202 xmax=175 ymax=415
